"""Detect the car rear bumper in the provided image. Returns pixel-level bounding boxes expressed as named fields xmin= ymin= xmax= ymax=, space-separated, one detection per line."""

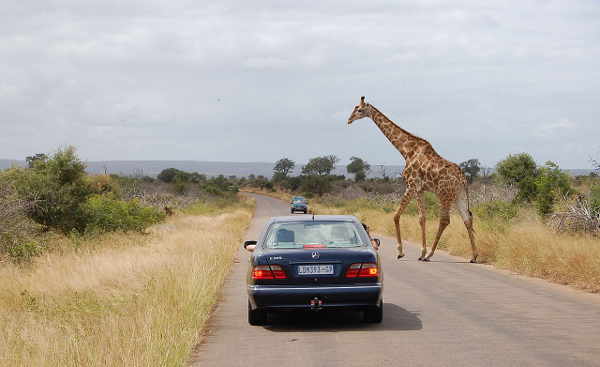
xmin=248 ymin=283 xmax=383 ymax=311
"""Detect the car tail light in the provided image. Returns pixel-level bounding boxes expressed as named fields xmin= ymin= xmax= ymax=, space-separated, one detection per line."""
xmin=358 ymin=263 xmax=378 ymax=277
xmin=252 ymin=265 xmax=287 ymax=280
xmin=345 ymin=263 xmax=379 ymax=278
xmin=345 ymin=263 xmax=362 ymax=277
xmin=270 ymin=265 xmax=287 ymax=279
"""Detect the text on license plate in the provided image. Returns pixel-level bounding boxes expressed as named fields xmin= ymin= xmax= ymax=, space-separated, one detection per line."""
xmin=298 ymin=264 xmax=334 ymax=275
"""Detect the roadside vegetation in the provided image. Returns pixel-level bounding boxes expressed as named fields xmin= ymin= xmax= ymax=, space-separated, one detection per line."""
xmin=1 ymin=147 xmax=255 ymax=366
xmin=0 ymin=147 xmax=243 ymax=263
xmin=242 ymin=153 xmax=600 ymax=292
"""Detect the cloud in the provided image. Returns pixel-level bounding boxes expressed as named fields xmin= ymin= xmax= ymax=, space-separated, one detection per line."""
xmin=1 ymin=0 xmax=599 ymax=168
xmin=535 ymin=118 xmax=577 ymax=138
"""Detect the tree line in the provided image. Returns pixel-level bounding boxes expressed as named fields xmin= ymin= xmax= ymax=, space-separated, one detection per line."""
xmin=153 ymin=152 xmax=599 ymax=218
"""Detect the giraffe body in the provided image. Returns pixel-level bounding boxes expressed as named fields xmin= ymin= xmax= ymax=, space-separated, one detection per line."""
xmin=347 ymin=97 xmax=478 ymax=263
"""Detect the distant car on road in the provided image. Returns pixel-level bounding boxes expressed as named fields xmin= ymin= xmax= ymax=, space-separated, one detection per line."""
xmin=290 ymin=196 xmax=308 ymax=214
xmin=243 ymin=215 xmax=383 ymax=325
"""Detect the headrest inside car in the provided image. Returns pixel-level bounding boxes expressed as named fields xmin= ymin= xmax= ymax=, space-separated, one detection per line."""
xmin=276 ymin=228 xmax=295 ymax=243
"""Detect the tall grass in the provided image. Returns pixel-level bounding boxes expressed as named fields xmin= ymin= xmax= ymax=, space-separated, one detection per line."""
xmin=0 ymin=198 xmax=254 ymax=366
xmin=314 ymin=200 xmax=600 ymax=293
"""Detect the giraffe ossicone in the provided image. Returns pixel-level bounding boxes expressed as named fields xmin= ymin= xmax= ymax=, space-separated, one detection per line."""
xmin=347 ymin=96 xmax=478 ymax=263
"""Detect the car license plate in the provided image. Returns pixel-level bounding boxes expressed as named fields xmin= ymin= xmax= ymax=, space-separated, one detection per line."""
xmin=298 ymin=264 xmax=334 ymax=275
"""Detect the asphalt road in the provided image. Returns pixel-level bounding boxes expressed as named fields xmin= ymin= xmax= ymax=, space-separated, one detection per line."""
xmin=190 ymin=193 xmax=600 ymax=367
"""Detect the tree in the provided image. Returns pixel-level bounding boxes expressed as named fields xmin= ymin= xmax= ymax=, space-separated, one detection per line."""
xmin=302 ymin=155 xmax=339 ymax=176
xmin=459 ymin=159 xmax=481 ymax=183
xmin=496 ymin=153 xmax=539 ymax=202
xmin=273 ymin=158 xmax=295 ymax=182
xmin=534 ymin=161 xmax=573 ymax=216
xmin=157 ymin=168 xmax=180 ymax=183
xmin=157 ymin=168 xmax=198 ymax=183
xmin=347 ymin=156 xmax=371 ymax=182
xmin=13 ymin=147 xmax=92 ymax=232
xmin=25 ymin=153 xmax=48 ymax=168
xmin=273 ymin=158 xmax=295 ymax=177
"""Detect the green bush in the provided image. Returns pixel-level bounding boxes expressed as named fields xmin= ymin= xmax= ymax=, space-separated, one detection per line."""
xmin=534 ymin=161 xmax=573 ymax=216
xmin=173 ymin=180 xmax=188 ymax=195
xmin=82 ymin=195 xmax=165 ymax=234
xmin=300 ymin=175 xmax=333 ymax=196
xmin=404 ymin=192 xmax=440 ymax=217
xmin=1 ymin=237 xmax=43 ymax=262
xmin=9 ymin=147 xmax=93 ymax=233
xmin=474 ymin=200 xmax=519 ymax=223
xmin=496 ymin=153 xmax=539 ymax=202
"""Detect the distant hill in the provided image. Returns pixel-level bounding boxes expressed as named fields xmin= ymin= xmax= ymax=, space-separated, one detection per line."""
xmin=1 ymin=159 xmax=594 ymax=178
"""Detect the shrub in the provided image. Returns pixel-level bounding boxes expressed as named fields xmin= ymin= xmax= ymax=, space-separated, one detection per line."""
xmin=87 ymin=174 xmax=119 ymax=195
xmin=173 ymin=180 xmax=188 ymax=195
xmin=2 ymin=239 xmax=44 ymax=261
xmin=9 ymin=147 xmax=93 ymax=233
xmin=496 ymin=153 xmax=539 ymax=202
xmin=300 ymin=175 xmax=332 ymax=196
xmin=474 ymin=200 xmax=519 ymax=223
xmin=82 ymin=195 xmax=165 ymax=234
xmin=534 ymin=161 xmax=573 ymax=216
xmin=404 ymin=192 xmax=440 ymax=217
xmin=0 ymin=178 xmax=43 ymax=261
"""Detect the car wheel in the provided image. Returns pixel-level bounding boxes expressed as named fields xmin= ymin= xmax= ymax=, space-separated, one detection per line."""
xmin=291 ymin=209 xmax=295 ymax=214
xmin=304 ymin=210 xmax=308 ymax=214
xmin=363 ymin=300 xmax=383 ymax=323
xmin=248 ymin=301 xmax=267 ymax=325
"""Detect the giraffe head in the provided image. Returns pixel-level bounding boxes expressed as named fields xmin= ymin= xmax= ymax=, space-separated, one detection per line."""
xmin=347 ymin=96 xmax=370 ymax=125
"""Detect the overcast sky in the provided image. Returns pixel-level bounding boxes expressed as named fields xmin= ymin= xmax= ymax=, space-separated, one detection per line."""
xmin=1 ymin=0 xmax=599 ymax=168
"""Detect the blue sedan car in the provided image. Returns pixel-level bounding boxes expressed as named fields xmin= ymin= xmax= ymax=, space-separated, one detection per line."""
xmin=243 ymin=215 xmax=383 ymax=325
xmin=290 ymin=196 xmax=308 ymax=214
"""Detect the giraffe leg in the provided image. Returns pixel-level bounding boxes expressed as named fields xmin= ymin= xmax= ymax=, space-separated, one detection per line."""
xmin=393 ymin=190 xmax=415 ymax=259
xmin=456 ymin=190 xmax=478 ymax=263
xmin=423 ymin=201 xmax=451 ymax=261
xmin=416 ymin=193 xmax=427 ymax=261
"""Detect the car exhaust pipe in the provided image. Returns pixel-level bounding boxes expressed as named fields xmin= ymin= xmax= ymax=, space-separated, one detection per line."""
xmin=309 ymin=297 xmax=323 ymax=311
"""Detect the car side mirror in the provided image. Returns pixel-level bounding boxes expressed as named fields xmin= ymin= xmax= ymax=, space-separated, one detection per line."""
xmin=243 ymin=240 xmax=257 ymax=252
xmin=371 ymin=238 xmax=381 ymax=250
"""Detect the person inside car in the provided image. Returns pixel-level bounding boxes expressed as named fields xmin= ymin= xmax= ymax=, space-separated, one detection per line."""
xmin=362 ymin=223 xmax=380 ymax=250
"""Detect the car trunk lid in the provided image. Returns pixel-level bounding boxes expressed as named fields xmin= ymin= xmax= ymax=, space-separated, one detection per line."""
xmin=258 ymin=247 xmax=378 ymax=285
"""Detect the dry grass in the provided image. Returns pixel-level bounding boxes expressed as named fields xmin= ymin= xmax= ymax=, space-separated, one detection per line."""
xmin=314 ymin=202 xmax=600 ymax=293
xmin=0 ymin=199 xmax=254 ymax=366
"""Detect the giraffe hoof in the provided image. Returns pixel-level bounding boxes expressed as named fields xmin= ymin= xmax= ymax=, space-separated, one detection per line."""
xmin=397 ymin=254 xmax=405 ymax=259
xmin=418 ymin=257 xmax=423 ymax=261
xmin=470 ymin=259 xmax=477 ymax=263
xmin=422 ymin=258 xmax=430 ymax=262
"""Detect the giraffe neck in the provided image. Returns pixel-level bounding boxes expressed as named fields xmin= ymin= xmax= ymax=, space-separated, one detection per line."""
xmin=366 ymin=104 xmax=431 ymax=162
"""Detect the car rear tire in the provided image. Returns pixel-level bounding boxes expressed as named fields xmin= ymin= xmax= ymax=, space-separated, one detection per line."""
xmin=363 ymin=300 xmax=383 ymax=323
xmin=304 ymin=209 xmax=308 ymax=214
xmin=291 ymin=209 xmax=295 ymax=214
xmin=248 ymin=301 xmax=267 ymax=325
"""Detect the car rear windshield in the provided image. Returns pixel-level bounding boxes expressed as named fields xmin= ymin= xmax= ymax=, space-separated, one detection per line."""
xmin=264 ymin=221 xmax=366 ymax=249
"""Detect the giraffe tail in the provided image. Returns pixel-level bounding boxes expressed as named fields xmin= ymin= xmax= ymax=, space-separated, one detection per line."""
xmin=465 ymin=184 xmax=476 ymax=235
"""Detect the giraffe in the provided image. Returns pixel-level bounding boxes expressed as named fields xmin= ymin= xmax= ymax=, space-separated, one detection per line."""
xmin=347 ymin=96 xmax=478 ymax=263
